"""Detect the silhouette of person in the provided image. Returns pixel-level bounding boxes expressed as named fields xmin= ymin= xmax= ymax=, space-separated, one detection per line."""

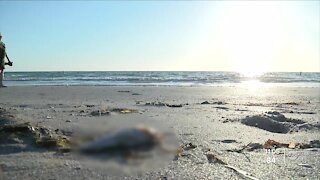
xmin=0 ymin=33 xmax=13 ymax=87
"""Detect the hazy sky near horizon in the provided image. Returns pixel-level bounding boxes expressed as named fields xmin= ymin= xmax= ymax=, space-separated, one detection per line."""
xmin=1 ymin=1 xmax=319 ymax=72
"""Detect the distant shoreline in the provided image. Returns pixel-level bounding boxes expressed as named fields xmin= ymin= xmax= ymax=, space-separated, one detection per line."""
xmin=3 ymin=71 xmax=320 ymax=87
xmin=2 ymin=84 xmax=320 ymax=88
xmin=5 ymin=70 xmax=320 ymax=73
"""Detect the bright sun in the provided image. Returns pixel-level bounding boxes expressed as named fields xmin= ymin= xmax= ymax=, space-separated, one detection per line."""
xmin=221 ymin=1 xmax=285 ymax=76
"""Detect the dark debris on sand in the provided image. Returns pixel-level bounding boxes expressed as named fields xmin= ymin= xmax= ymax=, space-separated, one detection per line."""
xmin=144 ymin=101 xmax=187 ymax=108
xmin=240 ymin=111 xmax=319 ymax=134
xmin=0 ymin=108 xmax=73 ymax=154
xmin=0 ymin=122 xmax=73 ymax=154
xmin=90 ymin=108 xmax=138 ymax=116
xmin=227 ymin=140 xmax=320 ymax=154
xmin=200 ymin=101 xmax=226 ymax=105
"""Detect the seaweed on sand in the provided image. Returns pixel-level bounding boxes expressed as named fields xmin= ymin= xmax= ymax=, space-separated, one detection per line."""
xmin=0 ymin=122 xmax=73 ymax=153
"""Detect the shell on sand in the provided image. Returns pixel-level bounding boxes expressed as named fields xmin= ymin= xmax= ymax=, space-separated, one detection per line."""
xmin=79 ymin=127 xmax=162 ymax=153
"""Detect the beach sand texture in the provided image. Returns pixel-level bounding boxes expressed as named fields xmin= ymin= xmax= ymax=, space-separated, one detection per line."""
xmin=0 ymin=86 xmax=319 ymax=179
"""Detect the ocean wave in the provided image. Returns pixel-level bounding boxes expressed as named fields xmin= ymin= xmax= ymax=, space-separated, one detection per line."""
xmin=4 ymin=71 xmax=320 ymax=87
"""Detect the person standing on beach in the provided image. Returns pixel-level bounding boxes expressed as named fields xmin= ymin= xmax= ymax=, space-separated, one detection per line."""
xmin=0 ymin=33 xmax=13 ymax=87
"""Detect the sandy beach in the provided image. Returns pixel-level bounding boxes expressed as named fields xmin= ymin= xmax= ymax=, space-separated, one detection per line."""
xmin=0 ymin=86 xmax=319 ymax=179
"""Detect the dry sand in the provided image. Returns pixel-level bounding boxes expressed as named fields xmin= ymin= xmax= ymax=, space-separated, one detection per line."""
xmin=0 ymin=86 xmax=319 ymax=179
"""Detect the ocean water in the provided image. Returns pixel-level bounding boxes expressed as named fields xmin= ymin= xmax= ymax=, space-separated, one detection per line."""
xmin=3 ymin=71 xmax=320 ymax=87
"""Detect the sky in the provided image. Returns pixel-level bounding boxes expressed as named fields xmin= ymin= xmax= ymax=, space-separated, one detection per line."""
xmin=1 ymin=1 xmax=319 ymax=72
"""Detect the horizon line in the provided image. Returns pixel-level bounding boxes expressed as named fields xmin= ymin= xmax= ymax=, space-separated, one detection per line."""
xmin=5 ymin=70 xmax=320 ymax=73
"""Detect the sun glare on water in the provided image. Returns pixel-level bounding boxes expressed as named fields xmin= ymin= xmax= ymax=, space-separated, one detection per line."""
xmin=239 ymin=69 xmax=264 ymax=78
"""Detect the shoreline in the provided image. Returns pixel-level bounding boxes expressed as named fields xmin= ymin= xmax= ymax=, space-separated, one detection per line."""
xmin=3 ymin=83 xmax=320 ymax=88
xmin=4 ymin=71 xmax=320 ymax=88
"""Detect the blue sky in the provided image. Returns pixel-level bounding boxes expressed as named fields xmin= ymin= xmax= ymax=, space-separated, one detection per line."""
xmin=1 ymin=1 xmax=319 ymax=72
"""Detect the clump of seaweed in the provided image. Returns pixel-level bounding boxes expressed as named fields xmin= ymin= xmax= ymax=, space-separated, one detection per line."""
xmin=0 ymin=122 xmax=74 ymax=152
xmin=90 ymin=108 xmax=138 ymax=116
xmin=144 ymin=101 xmax=186 ymax=108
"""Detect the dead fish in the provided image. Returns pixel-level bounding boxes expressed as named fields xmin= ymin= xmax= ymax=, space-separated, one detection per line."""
xmin=79 ymin=127 xmax=162 ymax=153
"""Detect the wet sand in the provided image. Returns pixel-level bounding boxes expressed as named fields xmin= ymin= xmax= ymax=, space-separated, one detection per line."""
xmin=0 ymin=86 xmax=319 ymax=179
